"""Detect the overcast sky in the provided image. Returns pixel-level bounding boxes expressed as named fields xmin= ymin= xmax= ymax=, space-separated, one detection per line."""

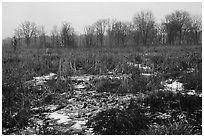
xmin=2 ymin=2 xmax=202 ymax=39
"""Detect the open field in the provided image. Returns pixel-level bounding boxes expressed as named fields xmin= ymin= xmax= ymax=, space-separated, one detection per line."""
xmin=2 ymin=45 xmax=202 ymax=135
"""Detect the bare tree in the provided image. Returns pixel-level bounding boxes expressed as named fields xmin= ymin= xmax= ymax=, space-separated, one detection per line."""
xmin=94 ymin=19 xmax=108 ymax=47
xmin=107 ymin=20 xmax=130 ymax=47
xmin=11 ymin=36 xmax=18 ymax=52
xmin=51 ymin=25 xmax=61 ymax=47
xmin=60 ymin=22 xmax=75 ymax=47
xmin=14 ymin=28 xmax=23 ymax=45
xmin=120 ymin=21 xmax=132 ymax=47
xmin=130 ymin=22 xmax=140 ymax=46
xmin=31 ymin=25 xmax=45 ymax=47
xmin=107 ymin=19 xmax=116 ymax=47
xmin=165 ymin=10 xmax=191 ymax=44
xmin=84 ymin=25 xmax=95 ymax=47
xmin=37 ymin=25 xmax=46 ymax=47
xmin=133 ymin=11 xmax=156 ymax=46
xmin=189 ymin=15 xmax=202 ymax=44
xmin=20 ymin=21 xmax=37 ymax=46
xmin=156 ymin=23 xmax=167 ymax=44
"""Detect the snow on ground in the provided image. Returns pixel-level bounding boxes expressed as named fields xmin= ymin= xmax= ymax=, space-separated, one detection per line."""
xmin=21 ymin=70 xmax=201 ymax=135
xmin=33 ymin=73 xmax=57 ymax=81
xmin=164 ymin=81 xmax=184 ymax=92
xmin=24 ymin=73 xmax=57 ymax=88
xmin=48 ymin=112 xmax=71 ymax=124
xmin=186 ymin=68 xmax=195 ymax=73
xmin=127 ymin=62 xmax=152 ymax=71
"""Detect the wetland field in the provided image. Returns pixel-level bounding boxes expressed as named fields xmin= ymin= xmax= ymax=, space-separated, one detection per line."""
xmin=2 ymin=45 xmax=202 ymax=135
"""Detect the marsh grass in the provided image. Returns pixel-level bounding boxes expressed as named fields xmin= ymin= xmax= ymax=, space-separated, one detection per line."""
xmin=145 ymin=120 xmax=198 ymax=135
xmin=86 ymin=102 xmax=149 ymax=135
xmin=2 ymin=45 xmax=202 ymax=135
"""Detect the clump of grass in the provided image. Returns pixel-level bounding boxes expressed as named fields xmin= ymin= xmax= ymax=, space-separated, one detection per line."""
xmin=134 ymin=54 xmax=143 ymax=63
xmin=130 ymin=71 xmax=151 ymax=93
xmin=125 ymin=54 xmax=143 ymax=64
xmin=95 ymin=69 xmax=162 ymax=94
xmin=143 ymin=90 xmax=178 ymax=113
xmin=180 ymin=71 xmax=202 ymax=92
xmin=143 ymin=90 xmax=202 ymax=132
xmin=179 ymin=93 xmax=202 ymax=114
xmin=99 ymin=54 xmax=119 ymax=72
xmin=145 ymin=121 xmax=198 ymax=135
xmin=150 ymin=54 xmax=165 ymax=66
xmin=86 ymin=102 xmax=149 ymax=135
xmin=95 ymin=78 xmax=121 ymax=93
xmin=144 ymin=90 xmax=202 ymax=114
xmin=95 ymin=76 xmax=132 ymax=94
xmin=2 ymin=67 xmax=31 ymax=131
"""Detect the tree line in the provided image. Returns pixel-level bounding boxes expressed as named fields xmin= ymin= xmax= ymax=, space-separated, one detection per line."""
xmin=12 ymin=10 xmax=202 ymax=48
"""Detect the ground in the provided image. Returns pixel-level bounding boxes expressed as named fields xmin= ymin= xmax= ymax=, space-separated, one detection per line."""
xmin=2 ymin=45 xmax=202 ymax=135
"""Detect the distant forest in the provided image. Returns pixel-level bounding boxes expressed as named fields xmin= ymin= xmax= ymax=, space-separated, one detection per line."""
xmin=3 ymin=10 xmax=202 ymax=48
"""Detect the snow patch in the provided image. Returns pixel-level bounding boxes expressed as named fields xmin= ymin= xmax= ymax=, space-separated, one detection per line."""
xmin=74 ymin=84 xmax=86 ymax=89
xmin=186 ymin=68 xmax=195 ymax=73
xmin=25 ymin=73 xmax=57 ymax=88
xmin=127 ymin=62 xmax=151 ymax=71
xmin=141 ymin=73 xmax=156 ymax=77
xmin=71 ymin=75 xmax=93 ymax=82
xmin=33 ymin=73 xmax=57 ymax=81
xmin=163 ymin=80 xmax=184 ymax=92
xmin=184 ymin=90 xmax=202 ymax=97
xmin=70 ymin=120 xmax=87 ymax=131
xmin=48 ymin=112 xmax=71 ymax=124
xmin=45 ymin=105 xmax=58 ymax=111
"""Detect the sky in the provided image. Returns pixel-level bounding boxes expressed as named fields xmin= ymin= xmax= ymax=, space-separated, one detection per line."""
xmin=2 ymin=2 xmax=202 ymax=39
